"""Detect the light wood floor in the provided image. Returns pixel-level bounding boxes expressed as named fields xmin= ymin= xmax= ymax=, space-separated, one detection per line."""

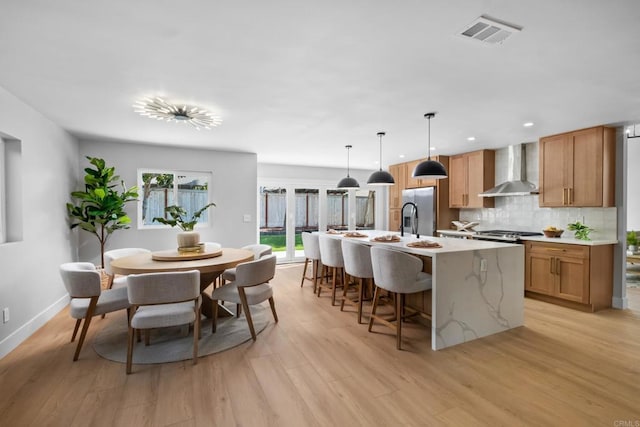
xmin=2 ymin=264 xmax=640 ymax=426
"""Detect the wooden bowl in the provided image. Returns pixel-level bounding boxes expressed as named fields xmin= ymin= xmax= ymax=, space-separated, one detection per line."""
xmin=543 ymin=229 xmax=564 ymax=238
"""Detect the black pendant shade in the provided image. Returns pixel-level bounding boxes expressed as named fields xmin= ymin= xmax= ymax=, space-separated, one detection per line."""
xmin=367 ymin=131 xmax=395 ymax=186
xmin=337 ymin=145 xmax=360 ymax=189
xmin=412 ymin=112 xmax=448 ymax=179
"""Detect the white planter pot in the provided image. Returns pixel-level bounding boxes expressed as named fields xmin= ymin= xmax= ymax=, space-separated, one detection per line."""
xmin=177 ymin=231 xmax=200 ymax=248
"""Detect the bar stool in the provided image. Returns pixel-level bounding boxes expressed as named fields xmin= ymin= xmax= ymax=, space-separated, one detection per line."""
xmin=340 ymin=239 xmax=373 ymax=324
xmin=318 ymin=234 xmax=345 ymax=306
xmin=300 ymin=232 xmax=322 ymax=293
xmin=369 ymin=246 xmax=432 ymax=350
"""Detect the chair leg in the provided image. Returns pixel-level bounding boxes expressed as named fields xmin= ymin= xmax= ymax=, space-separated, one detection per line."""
xmin=301 ymin=258 xmax=309 ymax=287
xmin=357 ymin=278 xmax=364 ymax=324
xmin=331 ymin=267 xmax=338 ymax=306
xmin=193 ymin=305 xmax=200 ymax=365
xmin=238 ymin=288 xmax=256 ymax=340
xmin=126 ymin=325 xmax=135 ymax=374
xmin=396 ymin=293 xmax=403 ymax=350
xmin=236 ymin=304 xmax=242 ymax=317
xmin=312 ymin=260 xmax=318 ymax=293
xmin=71 ymin=319 xmax=81 ymax=342
xmin=73 ymin=297 xmax=98 ymax=361
xmin=268 ymin=297 xmax=278 ymax=323
xmin=368 ymin=286 xmax=381 ymax=332
xmin=212 ymin=298 xmax=219 ymax=333
xmin=340 ymin=273 xmax=349 ymax=311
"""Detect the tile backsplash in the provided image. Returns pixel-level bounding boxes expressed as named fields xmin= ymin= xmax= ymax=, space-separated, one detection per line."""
xmin=458 ymin=142 xmax=617 ymax=239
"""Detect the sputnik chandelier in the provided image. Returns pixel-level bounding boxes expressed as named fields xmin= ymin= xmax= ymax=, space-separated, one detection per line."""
xmin=133 ymin=97 xmax=222 ymax=130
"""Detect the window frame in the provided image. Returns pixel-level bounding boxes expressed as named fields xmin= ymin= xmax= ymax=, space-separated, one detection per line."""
xmin=137 ymin=168 xmax=213 ymax=230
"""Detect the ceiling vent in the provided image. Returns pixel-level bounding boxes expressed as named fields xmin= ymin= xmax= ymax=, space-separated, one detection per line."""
xmin=457 ymin=15 xmax=522 ymax=45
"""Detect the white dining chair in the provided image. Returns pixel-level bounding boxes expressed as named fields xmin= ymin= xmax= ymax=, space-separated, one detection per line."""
xmin=369 ymin=246 xmax=432 ymax=350
xmin=104 ymin=247 xmax=151 ymax=289
xmin=341 ymin=239 xmax=374 ymax=324
xmin=210 ymin=255 xmax=277 ymax=340
xmin=318 ymin=234 xmax=345 ymax=306
xmin=59 ymin=262 xmax=131 ymax=361
xmin=221 ymin=244 xmax=272 ymax=284
xmin=126 ymin=270 xmax=201 ymax=374
xmin=300 ymin=232 xmax=322 ymax=292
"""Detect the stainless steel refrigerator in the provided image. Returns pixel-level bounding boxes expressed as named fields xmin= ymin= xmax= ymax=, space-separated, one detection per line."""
xmin=401 ymin=187 xmax=436 ymax=237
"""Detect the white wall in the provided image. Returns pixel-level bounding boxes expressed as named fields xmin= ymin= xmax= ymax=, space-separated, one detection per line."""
xmin=0 ymin=86 xmax=79 ymax=358
xmin=78 ymin=140 xmax=257 ymax=264
xmin=627 ymin=138 xmax=640 ymax=231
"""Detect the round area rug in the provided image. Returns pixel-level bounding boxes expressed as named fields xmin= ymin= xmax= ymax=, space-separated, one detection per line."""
xmin=93 ymin=304 xmax=269 ymax=364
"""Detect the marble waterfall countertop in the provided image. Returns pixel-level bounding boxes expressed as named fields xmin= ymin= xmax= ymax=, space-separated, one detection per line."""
xmin=320 ymin=230 xmax=524 ymax=350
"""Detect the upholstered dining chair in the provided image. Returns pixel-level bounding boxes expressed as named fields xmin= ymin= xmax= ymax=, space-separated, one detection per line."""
xmin=125 ymin=270 xmax=201 ymax=374
xmin=300 ymin=232 xmax=322 ymax=292
xmin=221 ymin=244 xmax=272 ymax=284
xmin=369 ymin=246 xmax=432 ymax=350
xmin=104 ymin=247 xmax=151 ymax=289
xmin=341 ymin=239 xmax=374 ymax=324
xmin=59 ymin=262 xmax=131 ymax=361
xmin=210 ymin=254 xmax=277 ymax=341
xmin=317 ymin=234 xmax=345 ymax=306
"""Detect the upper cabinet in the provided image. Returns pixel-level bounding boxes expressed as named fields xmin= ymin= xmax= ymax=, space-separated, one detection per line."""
xmin=448 ymin=150 xmax=495 ymax=208
xmin=539 ymin=126 xmax=615 ymax=207
xmin=388 ymin=163 xmax=406 ymax=209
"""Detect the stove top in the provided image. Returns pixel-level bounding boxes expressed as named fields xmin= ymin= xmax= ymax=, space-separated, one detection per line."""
xmin=474 ymin=229 xmax=543 ymax=242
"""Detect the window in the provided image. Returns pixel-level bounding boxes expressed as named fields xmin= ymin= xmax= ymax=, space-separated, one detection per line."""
xmin=138 ymin=169 xmax=213 ymax=229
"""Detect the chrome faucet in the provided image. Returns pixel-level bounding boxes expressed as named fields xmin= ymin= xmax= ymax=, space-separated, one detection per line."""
xmin=401 ymin=202 xmax=420 ymax=238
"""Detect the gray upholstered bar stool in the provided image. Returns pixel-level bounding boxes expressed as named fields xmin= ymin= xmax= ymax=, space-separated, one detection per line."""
xmin=340 ymin=239 xmax=374 ymax=324
xmin=369 ymin=246 xmax=432 ymax=350
xmin=317 ymin=234 xmax=345 ymax=306
xmin=300 ymin=232 xmax=322 ymax=292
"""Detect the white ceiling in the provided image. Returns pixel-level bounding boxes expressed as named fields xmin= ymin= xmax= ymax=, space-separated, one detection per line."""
xmin=1 ymin=1 xmax=639 ymax=170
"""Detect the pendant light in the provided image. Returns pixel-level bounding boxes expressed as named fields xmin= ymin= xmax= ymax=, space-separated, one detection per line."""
xmin=367 ymin=132 xmax=395 ymax=186
xmin=412 ymin=112 xmax=448 ymax=179
xmin=337 ymin=145 xmax=360 ymax=189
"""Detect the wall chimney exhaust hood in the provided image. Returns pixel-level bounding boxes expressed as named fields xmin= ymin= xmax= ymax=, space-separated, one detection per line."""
xmin=479 ymin=143 xmax=539 ymax=197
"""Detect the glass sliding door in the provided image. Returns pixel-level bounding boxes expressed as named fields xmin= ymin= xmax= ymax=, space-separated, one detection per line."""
xmin=259 ymin=186 xmax=320 ymax=262
xmin=259 ymin=187 xmax=287 ymax=259
xmin=355 ymin=189 xmax=375 ymax=230
xmin=327 ymin=189 xmax=349 ymax=231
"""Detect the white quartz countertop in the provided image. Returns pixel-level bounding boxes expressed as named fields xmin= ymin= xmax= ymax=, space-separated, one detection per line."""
xmin=321 ymin=230 xmax=520 ymax=256
xmin=436 ymin=229 xmax=617 ymax=246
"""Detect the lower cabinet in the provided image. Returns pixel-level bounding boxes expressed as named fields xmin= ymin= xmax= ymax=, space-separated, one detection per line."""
xmin=524 ymin=241 xmax=613 ymax=311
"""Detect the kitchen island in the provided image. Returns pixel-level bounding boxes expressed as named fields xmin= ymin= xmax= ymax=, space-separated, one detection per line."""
xmin=321 ymin=230 xmax=524 ymax=350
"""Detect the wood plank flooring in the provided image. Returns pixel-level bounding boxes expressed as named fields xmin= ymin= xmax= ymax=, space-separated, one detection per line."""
xmin=1 ymin=263 xmax=640 ymax=426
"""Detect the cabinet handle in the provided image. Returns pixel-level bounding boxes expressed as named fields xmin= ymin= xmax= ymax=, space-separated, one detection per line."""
xmin=562 ymin=188 xmax=567 ymax=205
xmin=550 ymin=257 xmax=555 ymax=274
xmin=556 ymin=258 xmax=561 ymax=275
xmin=568 ymin=188 xmax=572 ymax=205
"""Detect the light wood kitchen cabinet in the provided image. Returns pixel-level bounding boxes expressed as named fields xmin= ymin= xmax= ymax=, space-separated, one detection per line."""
xmin=539 ymin=126 xmax=615 ymax=207
xmin=404 ymin=159 xmax=425 ymax=188
xmin=448 ymin=150 xmax=495 ymax=208
xmin=388 ymin=163 xmax=405 ymax=209
xmin=389 ymin=208 xmax=401 ymax=233
xmin=524 ymin=241 xmax=613 ymax=311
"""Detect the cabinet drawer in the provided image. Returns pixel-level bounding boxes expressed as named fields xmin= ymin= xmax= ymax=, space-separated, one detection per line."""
xmin=526 ymin=241 xmax=588 ymax=258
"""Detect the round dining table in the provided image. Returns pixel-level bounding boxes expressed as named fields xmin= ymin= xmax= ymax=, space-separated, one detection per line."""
xmin=110 ymin=247 xmax=254 ymax=318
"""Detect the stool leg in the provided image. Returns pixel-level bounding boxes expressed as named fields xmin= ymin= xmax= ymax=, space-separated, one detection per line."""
xmin=396 ymin=293 xmax=404 ymax=350
xmin=301 ymin=258 xmax=309 ymax=287
xmin=368 ymin=286 xmax=381 ymax=332
xmin=357 ymin=277 xmax=364 ymax=324
xmin=312 ymin=260 xmax=318 ymax=293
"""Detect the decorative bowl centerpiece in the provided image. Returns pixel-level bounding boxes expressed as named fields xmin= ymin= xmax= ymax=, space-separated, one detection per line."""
xmin=543 ymin=227 xmax=564 ymax=238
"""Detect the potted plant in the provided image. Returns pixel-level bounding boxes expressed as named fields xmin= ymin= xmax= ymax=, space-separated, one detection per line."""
xmin=67 ymin=156 xmax=139 ymax=268
xmin=153 ymin=203 xmax=215 ymax=248
xmin=567 ymin=220 xmax=594 ymax=241
xmin=628 ymin=230 xmax=638 ymax=254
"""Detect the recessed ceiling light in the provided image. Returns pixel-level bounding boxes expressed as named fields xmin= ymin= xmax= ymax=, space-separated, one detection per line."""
xmin=133 ymin=97 xmax=222 ymax=130
xmin=523 ymin=122 xmax=534 ymax=127
xmin=430 ymin=147 xmax=436 ymax=151
xmin=399 ymin=154 xmax=405 ymax=158
xmin=467 ymin=136 xmax=476 ymax=141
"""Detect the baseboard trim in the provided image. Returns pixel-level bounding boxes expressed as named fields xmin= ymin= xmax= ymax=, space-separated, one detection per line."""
xmin=612 ymin=296 xmax=628 ymax=309
xmin=0 ymin=295 xmax=69 ymax=359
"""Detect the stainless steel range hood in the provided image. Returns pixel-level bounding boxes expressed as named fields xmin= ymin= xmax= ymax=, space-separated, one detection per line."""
xmin=479 ymin=143 xmax=539 ymax=197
